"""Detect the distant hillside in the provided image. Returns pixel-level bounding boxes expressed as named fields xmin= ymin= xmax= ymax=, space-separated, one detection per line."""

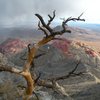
xmin=8 ymin=27 xmax=43 ymax=39
xmin=0 ymin=25 xmax=100 ymax=43
xmin=54 ymin=25 xmax=100 ymax=42
xmin=0 ymin=27 xmax=43 ymax=43
xmin=80 ymin=24 xmax=100 ymax=32
xmin=69 ymin=23 xmax=100 ymax=32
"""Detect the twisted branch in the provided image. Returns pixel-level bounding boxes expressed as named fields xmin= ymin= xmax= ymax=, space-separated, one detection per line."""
xmin=0 ymin=11 xmax=85 ymax=100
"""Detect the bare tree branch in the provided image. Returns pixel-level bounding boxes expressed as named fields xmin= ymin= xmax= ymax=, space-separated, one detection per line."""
xmin=78 ymin=12 xmax=84 ymax=19
xmin=51 ymin=81 xmax=69 ymax=96
xmin=35 ymin=72 xmax=42 ymax=84
xmin=61 ymin=14 xmax=85 ymax=34
xmin=37 ymin=80 xmax=68 ymax=96
xmin=35 ymin=14 xmax=53 ymax=34
xmin=32 ymin=91 xmax=39 ymax=100
xmin=0 ymin=11 xmax=85 ymax=100
xmin=47 ymin=10 xmax=56 ymax=26
xmin=0 ymin=65 xmax=22 ymax=74
xmin=35 ymin=10 xmax=85 ymax=40
xmin=35 ymin=60 xmax=84 ymax=97
xmin=38 ymin=21 xmax=49 ymax=37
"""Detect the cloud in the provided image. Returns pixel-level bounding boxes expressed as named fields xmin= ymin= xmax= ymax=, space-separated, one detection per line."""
xmin=0 ymin=0 xmax=99 ymax=27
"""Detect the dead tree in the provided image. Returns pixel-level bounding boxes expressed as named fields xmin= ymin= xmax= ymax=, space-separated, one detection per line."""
xmin=0 ymin=11 xmax=85 ymax=100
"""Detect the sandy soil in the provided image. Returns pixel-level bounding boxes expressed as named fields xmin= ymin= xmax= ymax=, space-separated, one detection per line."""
xmin=72 ymin=37 xmax=100 ymax=52
xmin=78 ymin=40 xmax=100 ymax=52
xmin=83 ymin=41 xmax=100 ymax=52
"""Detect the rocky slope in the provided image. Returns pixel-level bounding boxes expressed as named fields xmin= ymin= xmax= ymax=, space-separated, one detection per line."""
xmin=0 ymin=38 xmax=28 ymax=57
xmin=0 ymin=53 xmax=26 ymax=100
xmin=54 ymin=25 xmax=100 ymax=41
xmin=34 ymin=38 xmax=100 ymax=100
xmin=3 ymin=37 xmax=99 ymax=100
xmin=0 ymin=31 xmax=100 ymax=99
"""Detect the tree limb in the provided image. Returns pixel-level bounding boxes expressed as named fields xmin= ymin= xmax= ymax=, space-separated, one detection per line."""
xmin=0 ymin=11 xmax=85 ymax=100
xmin=35 ymin=11 xmax=85 ymax=40
xmin=38 ymin=21 xmax=49 ymax=37
xmin=0 ymin=65 xmax=22 ymax=74
xmin=47 ymin=10 xmax=56 ymax=26
xmin=35 ymin=14 xmax=53 ymax=34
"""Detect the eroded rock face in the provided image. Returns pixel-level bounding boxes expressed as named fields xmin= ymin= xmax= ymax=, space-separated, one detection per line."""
xmin=0 ymin=53 xmax=26 ymax=100
xmin=51 ymin=38 xmax=100 ymax=67
xmin=0 ymin=53 xmax=8 ymax=65
xmin=0 ymin=38 xmax=28 ymax=57
xmin=0 ymin=37 xmax=100 ymax=100
xmin=52 ymin=38 xmax=71 ymax=53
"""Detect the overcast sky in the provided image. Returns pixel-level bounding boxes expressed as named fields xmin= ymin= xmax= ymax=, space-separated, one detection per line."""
xmin=0 ymin=0 xmax=100 ymax=27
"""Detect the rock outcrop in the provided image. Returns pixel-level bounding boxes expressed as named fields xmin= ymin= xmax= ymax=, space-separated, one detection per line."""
xmin=0 ymin=37 xmax=100 ymax=100
xmin=0 ymin=38 xmax=28 ymax=57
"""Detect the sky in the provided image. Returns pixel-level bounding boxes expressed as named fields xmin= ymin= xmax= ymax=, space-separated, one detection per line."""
xmin=0 ymin=0 xmax=100 ymax=27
